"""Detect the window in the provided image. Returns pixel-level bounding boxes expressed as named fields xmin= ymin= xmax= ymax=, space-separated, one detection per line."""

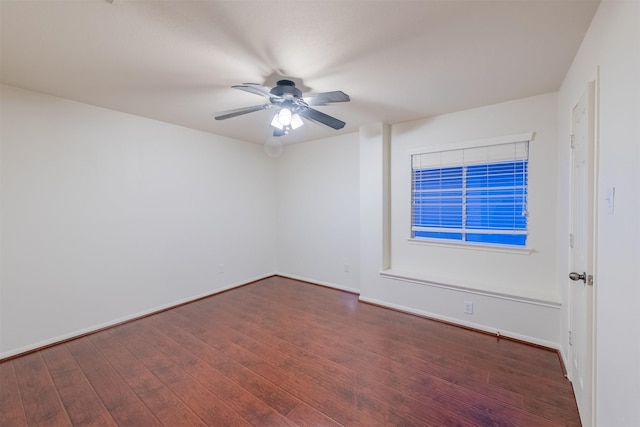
xmin=411 ymin=136 xmax=529 ymax=247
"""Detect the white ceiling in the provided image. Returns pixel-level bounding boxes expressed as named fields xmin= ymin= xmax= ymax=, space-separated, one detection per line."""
xmin=1 ymin=0 xmax=599 ymax=145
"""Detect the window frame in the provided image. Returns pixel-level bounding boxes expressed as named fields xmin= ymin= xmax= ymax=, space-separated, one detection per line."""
xmin=409 ymin=132 xmax=534 ymax=250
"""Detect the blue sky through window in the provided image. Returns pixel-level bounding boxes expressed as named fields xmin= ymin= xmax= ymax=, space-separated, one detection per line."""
xmin=412 ymin=160 xmax=528 ymax=246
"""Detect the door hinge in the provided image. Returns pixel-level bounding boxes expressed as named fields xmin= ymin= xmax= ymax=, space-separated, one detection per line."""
xmin=570 ymin=134 xmax=575 ymax=149
xmin=569 ymin=233 xmax=574 ymax=248
xmin=569 ymin=331 xmax=572 ymax=346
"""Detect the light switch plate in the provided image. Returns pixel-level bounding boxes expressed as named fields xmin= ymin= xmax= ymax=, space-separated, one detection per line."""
xmin=605 ymin=186 xmax=615 ymax=214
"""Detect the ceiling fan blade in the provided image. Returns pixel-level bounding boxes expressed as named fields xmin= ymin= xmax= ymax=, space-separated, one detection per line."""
xmin=232 ymin=83 xmax=274 ymax=99
xmin=303 ymin=91 xmax=350 ymax=106
xmin=214 ymin=104 xmax=271 ymax=120
xmin=299 ymin=108 xmax=346 ymax=130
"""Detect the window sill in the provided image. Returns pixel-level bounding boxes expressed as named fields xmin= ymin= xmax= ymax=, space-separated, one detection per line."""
xmin=407 ymin=238 xmax=535 ymax=255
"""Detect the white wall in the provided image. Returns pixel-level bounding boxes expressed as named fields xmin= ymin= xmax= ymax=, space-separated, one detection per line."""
xmin=0 ymin=85 xmax=277 ymax=358
xmin=391 ymin=93 xmax=559 ymax=303
xmin=557 ymin=1 xmax=640 ymax=425
xmin=276 ymin=132 xmax=360 ymax=292
xmin=3 ymin=4 xmax=638 ymax=421
xmin=358 ymin=95 xmax=563 ymax=348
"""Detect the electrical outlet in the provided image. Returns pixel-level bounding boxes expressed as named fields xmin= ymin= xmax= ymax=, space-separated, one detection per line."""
xmin=218 ymin=264 xmax=224 ymax=274
xmin=344 ymin=264 xmax=350 ymax=273
xmin=463 ymin=301 xmax=473 ymax=314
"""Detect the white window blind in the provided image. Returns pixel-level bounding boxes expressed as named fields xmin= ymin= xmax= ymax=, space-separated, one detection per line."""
xmin=411 ymin=138 xmax=529 ymax=246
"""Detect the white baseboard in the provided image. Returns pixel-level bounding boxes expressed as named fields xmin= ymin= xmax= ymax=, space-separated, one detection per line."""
xmin=558 ymin=347 xmax=571 ymax=379
xmin=275 ymin=272 xmax=361 ymax=294
xmin=358 ymin=295 xmax=561 ymax=351
xmin=0 ymin=272 xmax=276 ymax=360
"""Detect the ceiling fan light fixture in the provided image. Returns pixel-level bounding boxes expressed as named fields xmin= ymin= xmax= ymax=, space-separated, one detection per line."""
xmin=271 ymin=108 xmax=304 ymax=133
xmin=277 ymin=108 xmax=292 ymax=126
xmin=290 ymin=113 xmax=304 ymax=130
xmin=270 ymin=112 xmax=284 ymax=130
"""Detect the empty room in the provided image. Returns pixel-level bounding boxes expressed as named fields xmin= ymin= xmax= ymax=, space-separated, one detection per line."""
xmin=1 ymin=1 xmax=638 ymax=426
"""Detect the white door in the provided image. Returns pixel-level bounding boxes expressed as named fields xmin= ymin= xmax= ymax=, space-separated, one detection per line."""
xmin=569 ymin=81 xmax=596 ymax=427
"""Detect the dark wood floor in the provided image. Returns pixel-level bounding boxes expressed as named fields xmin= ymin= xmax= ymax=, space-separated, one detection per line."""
xmin=0 ymin=276 xmax=581 ymax=426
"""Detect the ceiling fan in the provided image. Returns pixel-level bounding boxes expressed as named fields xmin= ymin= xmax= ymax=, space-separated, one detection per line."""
xmin=215 ymin=79 xmax=350 ymax=137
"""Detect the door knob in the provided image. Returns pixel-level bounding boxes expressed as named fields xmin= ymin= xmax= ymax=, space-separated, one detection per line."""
xmin=569 ymin=272 xmax=586 ymax=283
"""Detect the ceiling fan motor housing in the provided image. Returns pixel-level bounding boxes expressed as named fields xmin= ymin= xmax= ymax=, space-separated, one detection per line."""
xmin=270 ymin=80 xmax=302 ymax=100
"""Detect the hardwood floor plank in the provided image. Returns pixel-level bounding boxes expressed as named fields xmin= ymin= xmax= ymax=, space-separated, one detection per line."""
xmin=384 ymin=369 xmax=557 ymax=427
xmin=186 ymin=295 xmax=362 ymax=386
xmin=250 ymin=280 xmax=572 ymax=416
xmin=258 ymin=278 xmax=566 ymax=381
xmin=383 ymin=354 xmax=525 ymax=409
xmin=0 ymin=361 xmax=28 ymax=427
xmin=194 ymin=280 xmax=576 ymax=424
xmin=279 ymin=373 xmax=391 ymax=427
xmin=226 ymin=288 xmax=493 ymax=383
xmin=222 ymin=292 xmax=503 ymax=408
xmin=286 ymin=403 xmax=343 ymax=427
xmin=524 ymin=396 xmax=582 ymax=427
xmin=88 ymin=330 xmax=185 ymax=422
xmin=109 ymin=324 xmax=176 ymax=372
xmin=128 ymin=318 xmax=298 ymax=426
xmin=488 ymin=369 xmax=578 ymax=409
xmin=12 ymin=352 xmax=71 ymax=426
xmin=1 ymin=277 xmax=580 ymax=426
xmin=40 ymin=345 xmax=117 ymax=427
xmin=160 ymin=407 xmax=207 ymax=427
xmin=264 ymin=329 xmax=481 ymax=427
xmin=249 ymin=278 xmax=570 ymax=424
xmin=168 ymin=307 xmax=292 ymax=385
xmin=289 ymin=367 xmax=467 ymax=427
xmin=65 ymin=339 xmax=161 ymax=426
xmin=144 ymin=314 xmax=301 ymax=421
xmin=109 ymin=324 xmax=251 ymax=427
xmin=250 ymin=284 xmax=552 ymax=392
xmin=246 ymin=333 xmax=455 ymax=426
xmin=170 ymin=380 xmax=255 ymax=426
